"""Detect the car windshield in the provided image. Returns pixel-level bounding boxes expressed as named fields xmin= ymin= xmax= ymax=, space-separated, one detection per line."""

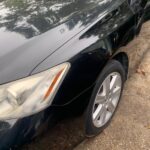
xmin=0 ymin=0 xmax=113 ymax=38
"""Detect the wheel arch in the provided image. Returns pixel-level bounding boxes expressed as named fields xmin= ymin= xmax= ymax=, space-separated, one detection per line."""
xmin=111 ymin=52 xmax=129 ymax=79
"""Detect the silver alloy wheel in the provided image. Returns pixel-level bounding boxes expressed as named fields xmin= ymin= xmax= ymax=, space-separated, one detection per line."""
xmin=92 ymin=72 xmax=122 ymax=128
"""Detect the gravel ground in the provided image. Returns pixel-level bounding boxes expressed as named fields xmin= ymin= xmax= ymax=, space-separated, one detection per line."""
xmin=22 ymin=21 xmax=150 ymax=150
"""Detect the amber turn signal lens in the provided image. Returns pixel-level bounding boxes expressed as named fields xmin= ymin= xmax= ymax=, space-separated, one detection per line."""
xmin=44 ymin=69 xmax=64 ymax=100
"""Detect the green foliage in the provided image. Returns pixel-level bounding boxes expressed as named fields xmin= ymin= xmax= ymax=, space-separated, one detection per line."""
xmin=4 ymin=0 xmax=28 ymax=9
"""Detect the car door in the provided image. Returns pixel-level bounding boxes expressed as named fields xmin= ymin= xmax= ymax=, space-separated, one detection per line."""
xmin=101 ymin=0 xmax=137 ymax=51
xmin=128 ymin=0 xmax=148 ymax=32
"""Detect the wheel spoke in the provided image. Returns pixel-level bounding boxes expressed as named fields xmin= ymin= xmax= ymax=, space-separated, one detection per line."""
xmin=110 ymin=74 xmax=120 ymax=92
xmin=93 ymin=105 xmax=102 ymax=121
xmin=103 ymin=75 xmax=111 ymax=96
xmin=107 ymin=101 xmax=115 ymax=113
xmin=100 ymin=106 xmax=107 ymax=124
xmin=93 ymin=104 xmax=107 ymax=121
xmin=112 ymin=86 xmax=121 ymax=98
xmin=95 ymin=94 xmax=106 ymax=104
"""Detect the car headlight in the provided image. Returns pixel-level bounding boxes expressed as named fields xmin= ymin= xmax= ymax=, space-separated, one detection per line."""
xmin=0 ymin=63 xmax=70 ymax=120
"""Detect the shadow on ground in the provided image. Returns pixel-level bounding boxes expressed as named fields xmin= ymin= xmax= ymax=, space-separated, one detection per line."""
xmin=21 ymin=116 xmax=85 ymax=150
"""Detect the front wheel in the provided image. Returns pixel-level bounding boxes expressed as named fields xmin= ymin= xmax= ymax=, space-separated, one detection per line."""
xmin=85 ymin=60 xmax=126 ymax=136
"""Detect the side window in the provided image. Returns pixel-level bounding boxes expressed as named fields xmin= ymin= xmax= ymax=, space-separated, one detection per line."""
xmin=128 ymin=0 xmax=145 ymax=12
xmin=128 ymin=0 xmax=148 ymax=8
xmin=81 ymin=1 xmax=136 ymax=55
xmin=128 ymin=0 xmax=137 ymax=5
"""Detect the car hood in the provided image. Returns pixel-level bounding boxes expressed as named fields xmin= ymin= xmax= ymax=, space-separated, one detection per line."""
xmin=0 ymin=0 xmax=118 ymax=84
xmin=0 ymin=0 xmax=116 ymax=39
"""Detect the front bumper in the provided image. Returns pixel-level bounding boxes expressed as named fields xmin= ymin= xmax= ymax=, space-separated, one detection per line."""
xmin=0 ymin=106 xmax=57 ymax=150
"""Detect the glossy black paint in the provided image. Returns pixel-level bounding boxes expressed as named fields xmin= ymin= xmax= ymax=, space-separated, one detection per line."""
xmin=144 ymin=0 xmax=150 ymax=21
xmin=0 ymin=0 xmax=123 ymax=84
xmin=0 ymin=0 xmax=149 ymax=149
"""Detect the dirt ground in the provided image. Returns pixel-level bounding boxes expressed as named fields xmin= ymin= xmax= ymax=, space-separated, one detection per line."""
xmin=22 ymin=21 xmax=150 ymax=150
xmin=75 ymin=21 xmax=150 ymax=150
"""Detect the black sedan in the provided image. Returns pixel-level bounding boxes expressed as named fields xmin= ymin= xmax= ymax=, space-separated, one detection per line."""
xmin=0 ymin=0 xmax=149 ymax=149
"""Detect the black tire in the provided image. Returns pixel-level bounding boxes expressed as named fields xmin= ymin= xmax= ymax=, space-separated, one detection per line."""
xmin=84 ymin=60 xmax=126 ymax=137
